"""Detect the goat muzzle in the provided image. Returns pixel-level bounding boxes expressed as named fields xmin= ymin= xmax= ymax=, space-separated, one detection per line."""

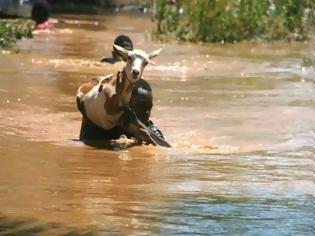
xmin=131 ymin=69 xmax=140 ymax=77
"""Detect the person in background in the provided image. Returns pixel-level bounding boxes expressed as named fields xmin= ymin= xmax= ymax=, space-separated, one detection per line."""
xmin=79 ymin=35 xmax=166 ymax=142
xmin=31 ymin=0 xmax=53 ymax=30
xmin=101 ymin=35 xmax=133 ymax=64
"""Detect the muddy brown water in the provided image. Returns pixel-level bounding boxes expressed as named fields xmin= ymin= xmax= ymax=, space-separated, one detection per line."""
xmin=0 ymin=14 xmax=314 ymax=235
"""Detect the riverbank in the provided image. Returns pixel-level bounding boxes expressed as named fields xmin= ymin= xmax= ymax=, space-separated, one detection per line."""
xmin=155 ymin=0 xmax=315 ymax=43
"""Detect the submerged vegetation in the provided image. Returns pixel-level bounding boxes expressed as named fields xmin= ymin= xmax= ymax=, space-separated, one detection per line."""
xmin=0 ymin=19 xmax=33 ymax=48
xmin=154 ymin=0 xmax=315 ymax=42
xmin=301 ymin=56 xmax=315 ymax=67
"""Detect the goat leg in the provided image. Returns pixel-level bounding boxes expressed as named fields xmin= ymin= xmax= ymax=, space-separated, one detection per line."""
xmin=118 ymin=108 xmax=157 ymax=145
xmin=118 ymin=107 xmax=171 ymax=147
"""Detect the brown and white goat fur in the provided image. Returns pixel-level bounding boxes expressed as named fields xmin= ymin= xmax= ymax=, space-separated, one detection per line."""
xmin=76 ymin=44 xmax=162 ymax=135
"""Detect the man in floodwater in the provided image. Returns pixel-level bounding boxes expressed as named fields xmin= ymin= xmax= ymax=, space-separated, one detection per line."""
xmin=31 ymin=0 xmax=53 ymax=30
xmin=79 ymin=35 xmax=166 ymax=143
xmin=101 ymin=35 xmax=134 ymax=64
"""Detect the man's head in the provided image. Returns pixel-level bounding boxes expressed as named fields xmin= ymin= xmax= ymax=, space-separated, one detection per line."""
xmin=112 ymin=35 xmax=133 ymax=61
xmin=31 ymin=0 xmax=50 ymax=24
xmin=114 ymin=35 xmax=133 ymax=51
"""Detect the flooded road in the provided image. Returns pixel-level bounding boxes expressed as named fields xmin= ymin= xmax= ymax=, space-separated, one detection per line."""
xmin=0 ymin=14 xmax=314 ymax=235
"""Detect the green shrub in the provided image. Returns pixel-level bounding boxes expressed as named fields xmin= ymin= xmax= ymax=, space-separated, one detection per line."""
xmin=301 ymin=56 xmax=315 ymax=67
xmin=154 ymin=0 xmax=315 ymax=42
xmin=0 ymin=19 xmax=33 ymax=48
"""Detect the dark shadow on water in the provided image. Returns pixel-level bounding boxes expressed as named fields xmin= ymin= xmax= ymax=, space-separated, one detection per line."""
xmin=0 ymin=215 xmax=96 ymax=236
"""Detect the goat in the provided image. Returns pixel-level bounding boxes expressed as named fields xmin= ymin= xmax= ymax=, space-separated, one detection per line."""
xmin=76 ymin=44 xmax=171 ymax=147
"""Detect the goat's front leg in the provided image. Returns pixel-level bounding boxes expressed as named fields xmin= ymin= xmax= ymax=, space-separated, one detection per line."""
xmin=118 ymin=106 xmax=171 ymax=147
xmin=118 ymin=105 xmax=156 ymax=145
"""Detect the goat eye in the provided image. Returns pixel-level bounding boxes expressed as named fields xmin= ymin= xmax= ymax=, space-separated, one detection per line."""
xmin=128 ymin=55 xmax=132 ymax=60
xmin=143 ymin=61 xmax=148 ymax=66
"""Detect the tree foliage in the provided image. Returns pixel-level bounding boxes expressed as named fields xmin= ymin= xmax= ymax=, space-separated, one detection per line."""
xmin=0 ymin=19 xmax=33 ymax=48
xmin=154 ymin=0 xmax=315 ymax=42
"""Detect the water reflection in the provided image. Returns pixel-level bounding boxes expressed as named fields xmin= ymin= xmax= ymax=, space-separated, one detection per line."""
xmin=0 ymin=14 xmax=314 ymax=235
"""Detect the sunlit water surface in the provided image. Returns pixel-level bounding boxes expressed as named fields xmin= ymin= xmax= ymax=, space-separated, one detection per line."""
xmin=0 ymin=14 xmax=314 ymax=235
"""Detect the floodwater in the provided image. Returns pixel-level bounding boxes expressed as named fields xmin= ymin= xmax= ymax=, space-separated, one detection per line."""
xmin=0 ymin=14 xmax=314 ymax=235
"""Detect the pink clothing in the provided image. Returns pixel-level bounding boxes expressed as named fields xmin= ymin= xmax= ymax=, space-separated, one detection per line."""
xmin=34 ymin=21 xmax=53 ymax=31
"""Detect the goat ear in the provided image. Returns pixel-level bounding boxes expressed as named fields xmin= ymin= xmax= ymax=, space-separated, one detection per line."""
xmin=148 ymin=48 xmax=163 ymax=59
xmin=113 ymin=44 xmax=129 ymax=61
